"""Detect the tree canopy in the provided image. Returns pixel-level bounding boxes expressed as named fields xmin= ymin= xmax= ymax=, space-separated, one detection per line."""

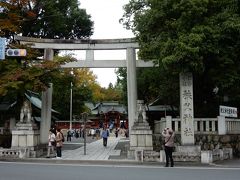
xmin=0 ymin=53 xmax=75 ymax=108
xmin=121 ymin=0 xmax=240 ymax=117
xmin=0 ymin=0 xmax=94 ymax=118
xmin=52 ymin=67 xmax=123 ymax=119
xmin=51 ymin=67 xmax=92 ymax=120
xmin=0 ymin=0 xmax=94 ymax=98
xmin=122 ymin=0 xmax=240 ymax=75
xmin=0 ymin=0 xmax=93 ymax=39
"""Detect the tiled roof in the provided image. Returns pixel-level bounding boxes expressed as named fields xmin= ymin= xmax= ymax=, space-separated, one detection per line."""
xmin=0 ymin=101 xmax=16 ymax=111
xmin=86 ymin=102 xmax=127 ymax=115
xmin=25 ymin=91 xmax=59 ymax=113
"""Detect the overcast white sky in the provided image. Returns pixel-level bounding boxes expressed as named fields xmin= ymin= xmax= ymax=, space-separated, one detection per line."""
xmin=79 ymin=0 xmax=134 ymax=88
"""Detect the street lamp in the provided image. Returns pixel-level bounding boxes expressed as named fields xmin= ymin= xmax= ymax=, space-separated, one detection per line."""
xmin=70 ymin=70 xmax=74 ymax=130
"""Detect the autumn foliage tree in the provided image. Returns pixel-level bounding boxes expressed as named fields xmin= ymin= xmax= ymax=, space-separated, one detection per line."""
xmin=71 ymin=69 xmax=122 ymax=103
xmin=0 ymin=54 xmax=75 ymax=112
xmin=0 ymin=0 xmax=94 ymax=116
xmin=0 ymin=0 xmax=31 ymax=37
xmin=52 ymin=68 xmax=123 ymax=119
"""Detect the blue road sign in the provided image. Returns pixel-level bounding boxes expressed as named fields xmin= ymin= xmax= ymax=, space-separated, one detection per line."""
xmin=0 ymin=38 xmax=6 ymax=60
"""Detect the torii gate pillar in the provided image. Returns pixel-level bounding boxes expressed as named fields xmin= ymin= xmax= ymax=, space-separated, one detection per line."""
xmin=40 ymin=49 xmax=53 ymax=144
xmin=127 ymin=48 xmax=137 ymax=134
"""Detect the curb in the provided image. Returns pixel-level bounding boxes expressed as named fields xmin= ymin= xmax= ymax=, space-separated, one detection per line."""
xmin=0 ymin=158 xmax=215 ymax=168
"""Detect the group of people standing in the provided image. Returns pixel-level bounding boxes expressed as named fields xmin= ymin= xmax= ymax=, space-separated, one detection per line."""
xmin=101 ymin=126 xmax=129 ymax=147
xmin=46 ymin=125 xmax=174 ymax=165
xmin=66 ymin=128 xmax=85 ymax=141
xmin=47 ymin=128 xmax=64 ymax=159
xmin=46 ymin=126 xmax=112 ymax=158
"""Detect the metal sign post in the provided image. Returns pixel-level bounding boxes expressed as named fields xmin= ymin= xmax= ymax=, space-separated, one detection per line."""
xmin=0 ymin=38 xmax=6 ymax=60
xmin=82 ymin=112 xmax=88 ymax=155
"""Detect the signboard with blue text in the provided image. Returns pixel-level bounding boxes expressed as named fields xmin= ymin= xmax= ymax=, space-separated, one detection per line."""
xmin=0 ymin=38 xmax=6 ymax=60
xmin=219 ymin=105 xmax=238 ymax=118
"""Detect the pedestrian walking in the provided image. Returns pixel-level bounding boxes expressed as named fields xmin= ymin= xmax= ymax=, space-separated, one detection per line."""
xmin=67 ymin=129 xmax=71 ymax=141
xmin=162 ymin=128 xmax=175 ymax=167
xmin=46 ymin=129 xmax=56 ymax=158
xmin=101 ymin=127 xmax=109 ymax=147
xmin=115 ymin=127 xmax=119 ymax=138
xmin=125 ymin=129 xmax=129 ymax=138
xmin=91 ymin=128 xmax=96 ymax=139
xmin=55 ymin=128 xmax=64 ymax=159
xmin=95 ymin=128 xmax=100 ymax=139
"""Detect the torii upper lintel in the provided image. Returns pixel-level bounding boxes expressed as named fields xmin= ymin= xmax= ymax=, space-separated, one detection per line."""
xmin=14 ymin=35 xmax=139 ymax=50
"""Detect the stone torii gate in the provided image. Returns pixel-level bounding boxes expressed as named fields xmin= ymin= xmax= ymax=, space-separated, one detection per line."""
xmin=14 ymin=35 xmax=154 ymax=144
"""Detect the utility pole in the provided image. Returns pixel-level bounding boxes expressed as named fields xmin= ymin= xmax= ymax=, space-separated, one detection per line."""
xmin=70 ymin=82 xmax=73 ymax=130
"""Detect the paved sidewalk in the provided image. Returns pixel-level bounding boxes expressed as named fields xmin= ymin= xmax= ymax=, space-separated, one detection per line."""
xmin=213 ymin=158 xmax=240 ymax=168
xmin=1 ymin=135 xmax=240 ymax=168
xmin=62 ymin=136 xmax=128 ymax=160
xmin=61 ymin=137 xmax=240 ymax=168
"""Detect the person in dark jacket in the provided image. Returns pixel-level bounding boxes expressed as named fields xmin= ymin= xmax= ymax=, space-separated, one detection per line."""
xmin=55 ymin=129 xmax=64 ymax=159
xmin=115 ymin=127 xmax=119 ymax=138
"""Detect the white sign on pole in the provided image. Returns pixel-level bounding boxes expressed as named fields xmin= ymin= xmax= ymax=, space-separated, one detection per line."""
xmin=219 ymin=105 xmax=238 ymax=118
xmin=0 ymin=38 xmax=6 ymax=60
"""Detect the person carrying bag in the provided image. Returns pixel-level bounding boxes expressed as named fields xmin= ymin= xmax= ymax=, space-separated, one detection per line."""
xmin=162 ymin=128 xmax=175 ymax=167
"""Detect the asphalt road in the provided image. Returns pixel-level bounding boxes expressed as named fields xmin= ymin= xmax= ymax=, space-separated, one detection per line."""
xmin=0 ymin=161 xmax=239 ymax=180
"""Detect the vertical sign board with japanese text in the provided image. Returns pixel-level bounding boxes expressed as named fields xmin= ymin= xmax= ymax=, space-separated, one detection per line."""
xmin=219 ymin=106 xmax=238 ymax=118
xmin=180 ymin=73 xmax=195 ymax=145
xmin=0 ymin=38 xmax=6 ymax=60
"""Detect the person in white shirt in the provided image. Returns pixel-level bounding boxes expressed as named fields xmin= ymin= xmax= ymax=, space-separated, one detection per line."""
xmin=91 ymin=128 xmax=96 ymax=139
xmin=46 ymin=129 xmax=56 ymax=158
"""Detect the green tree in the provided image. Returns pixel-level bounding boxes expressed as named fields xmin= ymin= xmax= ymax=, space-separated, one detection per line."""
xmin=116 ymin=68 xmax=128 ymax=105
xmin=116 ymin=67 xmax=179 ymax=107
xmin=99 ymin=82 xmax=122 ymax=102
xmin=122 ymin=0 xmax=240 ymax=117
xmin=0 ymin=0 xmax=93 ymax=39
xmin=72 ymin=68 xmax=102 ymax=103
xmin=51 ymin=67 xmax=93 ymax=120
